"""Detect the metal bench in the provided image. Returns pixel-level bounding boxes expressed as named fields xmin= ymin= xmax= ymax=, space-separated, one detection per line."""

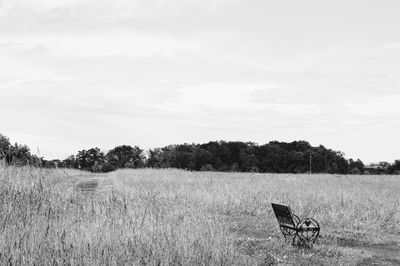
xmin=271 ymin=203 xmax=320 ymax=247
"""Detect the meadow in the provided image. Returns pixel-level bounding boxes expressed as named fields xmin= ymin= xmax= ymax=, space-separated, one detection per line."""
xmin=0 ymin=164 xmax=399 ymax=265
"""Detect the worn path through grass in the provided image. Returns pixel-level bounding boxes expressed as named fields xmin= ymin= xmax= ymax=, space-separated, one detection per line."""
xmin=74 ymin=174 xmax=115 ymax=194
xmin=227 ymin=214 xmax=400 ymax=265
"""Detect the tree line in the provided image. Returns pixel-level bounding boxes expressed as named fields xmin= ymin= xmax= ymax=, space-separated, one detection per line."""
xmin=1 ymin=132 xmax=399 ymax=174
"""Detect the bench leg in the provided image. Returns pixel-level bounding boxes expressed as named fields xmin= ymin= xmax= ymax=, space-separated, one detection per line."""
xmin=292 ymin=233 xmax=315 ymax=248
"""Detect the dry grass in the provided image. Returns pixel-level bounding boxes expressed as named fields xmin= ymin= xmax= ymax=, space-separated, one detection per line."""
xmin=1 ymin=164 xmax=399 ymax=265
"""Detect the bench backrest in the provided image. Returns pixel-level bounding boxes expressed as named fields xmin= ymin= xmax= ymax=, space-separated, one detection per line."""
xmin=271 ymin=203 xmax=296 ymax=228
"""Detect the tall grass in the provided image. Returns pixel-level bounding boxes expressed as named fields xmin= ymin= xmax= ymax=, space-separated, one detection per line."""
xmin=1 ymin=164 xmax=399 ymax=265
xmin=112 ymin=169 xmax=400 ymax=243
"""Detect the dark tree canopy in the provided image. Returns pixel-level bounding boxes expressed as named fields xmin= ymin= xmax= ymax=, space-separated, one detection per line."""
xmin=0 ymin=133 xmax=40 ymax=166
xmin=103 ymin=145 xmax=145 ymax=172
xmin=147 ymin=141 xmax=353 ymax=174
xmin=2 ymin=132 xmax=399 ymax=175
xmin=75 ymin=148 xmax=105 ymax=172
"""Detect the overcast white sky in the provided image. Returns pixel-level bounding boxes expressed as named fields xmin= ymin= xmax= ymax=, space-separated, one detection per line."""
xmin=1 ymin=0 xmax=400 ymax=163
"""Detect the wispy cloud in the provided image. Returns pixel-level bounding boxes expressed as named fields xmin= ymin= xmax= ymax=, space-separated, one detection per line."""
xmin=0 ymin=30 xmax=200 ymax=58
xmin=346 ymin=94 xmax=400 ymax=116
xmin=0 ymin=0 xmax=239 ymax=21
xmin=383 ymin=42 xmax=400 ymax=49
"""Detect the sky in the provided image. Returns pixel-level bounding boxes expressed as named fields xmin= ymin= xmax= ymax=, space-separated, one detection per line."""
xmin=0 ymin=0 xmax=400 ymax=163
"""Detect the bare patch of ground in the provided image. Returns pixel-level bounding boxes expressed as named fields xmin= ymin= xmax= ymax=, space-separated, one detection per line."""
xmin=228 ymin=216 xmax=400 ymax=265
xmin=354 ymin=245 xmax=400 ymax=266
xmin=76 ymin=178 xmax=99 ymax=192
xmin=329 ymin=235 xmax=400 ymax=265
xmin=74 ymin=175 xmax=114 ymax=194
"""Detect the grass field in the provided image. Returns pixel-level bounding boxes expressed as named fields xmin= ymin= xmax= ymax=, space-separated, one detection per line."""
xmin=1 ymin=164 xmax=399 ymax=265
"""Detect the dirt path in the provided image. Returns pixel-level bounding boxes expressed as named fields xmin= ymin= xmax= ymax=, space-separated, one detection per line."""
xmin=335 ymin=236 xmax=400 ymax=265
xmin=74 ymin=174 xmax=115 ymax=194
xmin=228 ymin=217 xmax=400 ymax=265
xmin=356 ymin=245 xmax=400 ymax=266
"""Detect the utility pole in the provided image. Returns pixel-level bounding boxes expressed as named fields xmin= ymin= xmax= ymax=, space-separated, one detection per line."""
xmin=309 ymin=154 xmax=312 ymax=174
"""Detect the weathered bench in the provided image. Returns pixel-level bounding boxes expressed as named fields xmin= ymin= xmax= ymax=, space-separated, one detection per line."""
xmin=271 ymin=203 xmax=320 ymax=247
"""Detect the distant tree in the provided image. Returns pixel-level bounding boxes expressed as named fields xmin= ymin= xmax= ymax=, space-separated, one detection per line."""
xmin=0 ymin=133 xmax=11 ymax=161
xmin=348 ymin=159 xmax=365 ymax=174
xmin=378 ymin=161 xmax=391 ymax=174
xmin=76 ymin=148 xmax=105 ymax=172
xmin=147 ymin=148 xmax=164 ymax=168
xmin=43 ymin=159 xmax=62 ymax=168
xmin=193 ymin=148 xmax=214 ymax=171
xmin=388 ymin=160 xmax=400 ymax=174
xmin=287 ymin=151 xmax=307 ymax=173
xmin=288 ymin=140 xmax=312 ymax=152
xmin=239 ymin=143 xmax=259 ymax=172
xmin=0 ymin=133 xmax=43 ymax=166
xmin=105 ymin=145 xmax=145 ymax=171
xmin=200 ymin=164 xmax=214 ymax=171
xmin=62 ymin=155 xmax=76 ymax=168
xmin=256 ymin=143 xmax=284 ymax=172
xmin=160 ymin=145 xmax=178 ymax=168
xmin=7 ymin=143 xmax=33 ymax=165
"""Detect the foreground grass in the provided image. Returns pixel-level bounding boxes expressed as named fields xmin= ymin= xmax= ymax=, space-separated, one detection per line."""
xmin=0 ymin=165 xmax=399 ymax=265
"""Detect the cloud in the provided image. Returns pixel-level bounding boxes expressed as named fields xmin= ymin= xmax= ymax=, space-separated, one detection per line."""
xmin=147 ymin=82 xmax=321 ymax=116
xmin=0 ymin=53 xmax=53 ymax=81
xmin=346 ymin=94 xmax=400 ymax=116
xmin=383 ymin=43 xmax=400 ymax=49
xmin=0 ymin=0 xmax=239 ymax=21
xmin=0 ymin=30 xmax=200 ymax=59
